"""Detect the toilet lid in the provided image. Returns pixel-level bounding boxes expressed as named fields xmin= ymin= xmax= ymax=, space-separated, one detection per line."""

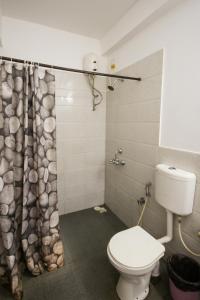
xmin=108 ymin=226 xmax=165 ymax=269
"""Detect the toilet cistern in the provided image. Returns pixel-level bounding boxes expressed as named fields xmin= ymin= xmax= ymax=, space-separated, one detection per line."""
xmin=155 ymin=164 xmax=196 ymax=216
xmin=155 ymin=164 xmax=196 ymax=242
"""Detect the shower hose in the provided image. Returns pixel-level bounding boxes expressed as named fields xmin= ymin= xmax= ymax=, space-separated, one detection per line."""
xmin=137 ymin=197 xmax=200 ymax=257
xmin=178 ymin=217 xmax=200 ymax=257
xmin=137 ymin=195 xmax=149 ymax=226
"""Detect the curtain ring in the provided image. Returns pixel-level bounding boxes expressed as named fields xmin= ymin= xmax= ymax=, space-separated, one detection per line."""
xmin=10 ymin=57 xmax=13 ymax=68
xmin=24 ymin=60 xmax=28 ymax=69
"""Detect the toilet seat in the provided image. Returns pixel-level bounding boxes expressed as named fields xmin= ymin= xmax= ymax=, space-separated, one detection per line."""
xmin=108 ymin=226 xmax=165 ymax=272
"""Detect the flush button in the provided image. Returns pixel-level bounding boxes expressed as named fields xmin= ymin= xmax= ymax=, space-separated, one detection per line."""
xmin=168 ymin=166 xmax=176 ymax=170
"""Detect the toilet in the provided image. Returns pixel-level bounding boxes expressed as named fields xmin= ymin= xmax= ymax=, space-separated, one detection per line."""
xmin=107 ymin=164 xmax=196 ymax=300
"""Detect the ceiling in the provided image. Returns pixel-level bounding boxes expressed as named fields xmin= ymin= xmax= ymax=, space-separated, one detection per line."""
xmin=2 ymin=0 xmax=138 ymax=39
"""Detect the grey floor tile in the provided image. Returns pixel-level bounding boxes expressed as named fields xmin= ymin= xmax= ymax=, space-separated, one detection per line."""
xmin=0 ymin=283 xmax=13 ymax=300
xmin=1 ymin=207 xmax=171 ymax=300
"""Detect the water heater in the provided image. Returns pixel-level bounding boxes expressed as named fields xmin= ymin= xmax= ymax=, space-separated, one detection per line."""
xmin=83 ymin=53 xmax=98 ymax=72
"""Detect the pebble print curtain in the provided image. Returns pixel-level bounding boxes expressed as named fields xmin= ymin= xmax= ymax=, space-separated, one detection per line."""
xmin=0 ymin=62 xmax=64 ymax=300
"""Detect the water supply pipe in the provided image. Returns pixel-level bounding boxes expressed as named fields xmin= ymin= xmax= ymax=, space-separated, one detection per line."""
xmin=152 ymin=210 xmax=173 ymax=278
xmin=158 ymin=210 xmax=173 ymax=244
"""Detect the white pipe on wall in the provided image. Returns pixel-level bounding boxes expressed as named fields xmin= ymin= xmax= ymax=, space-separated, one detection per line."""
xmin=152 ymin=210 xmax=173 ymax=278
xmin=158 ymin=210 xmax=173 ymax=244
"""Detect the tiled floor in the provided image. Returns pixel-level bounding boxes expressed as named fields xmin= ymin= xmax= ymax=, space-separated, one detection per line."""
xmin=0 ymin=208 xmax=171 ymax=299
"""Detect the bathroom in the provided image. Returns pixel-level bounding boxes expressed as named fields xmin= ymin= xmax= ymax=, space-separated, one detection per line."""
xmin=0 ymin=0 xmax=200 ymax=299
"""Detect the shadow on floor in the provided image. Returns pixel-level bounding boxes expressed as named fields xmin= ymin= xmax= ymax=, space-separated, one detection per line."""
xmin=0 ymin=208 xmax=171 ymax=300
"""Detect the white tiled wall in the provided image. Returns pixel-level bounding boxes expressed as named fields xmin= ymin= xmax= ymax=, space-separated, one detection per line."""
xmin=105 ymin=50 xmax=200 ymax=262
xmin=55 ymin=71 xmax=106 ymax=214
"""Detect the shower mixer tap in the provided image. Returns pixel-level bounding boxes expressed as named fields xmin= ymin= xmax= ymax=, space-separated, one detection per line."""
xmin=109 ymin=149 xmax=126 ymax=166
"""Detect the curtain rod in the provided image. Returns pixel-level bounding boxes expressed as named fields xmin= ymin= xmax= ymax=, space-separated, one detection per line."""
xmin=1 ymin=56 xmax=142 ymax=82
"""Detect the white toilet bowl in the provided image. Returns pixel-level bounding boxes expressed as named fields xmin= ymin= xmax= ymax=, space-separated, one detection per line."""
xmin=107 ymin=226 xmax=165 ymax=300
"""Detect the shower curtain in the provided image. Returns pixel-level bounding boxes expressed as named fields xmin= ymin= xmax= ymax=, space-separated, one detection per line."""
xmin=0 ymin=62 xmax=64 ymax=299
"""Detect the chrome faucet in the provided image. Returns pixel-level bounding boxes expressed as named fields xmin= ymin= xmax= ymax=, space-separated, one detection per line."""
xmin=109 ymin=148 xmax=126 ymax=166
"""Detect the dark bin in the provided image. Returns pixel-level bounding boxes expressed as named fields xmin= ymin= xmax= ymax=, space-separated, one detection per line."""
xmin=167 ymin=254 xmax=200 ymax=300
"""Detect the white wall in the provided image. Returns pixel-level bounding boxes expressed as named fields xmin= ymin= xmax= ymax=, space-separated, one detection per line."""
xmin=0 ymin=1 xmax=2 ymax=46
xmin=0 ymin=16 xmax=104 ymax=70
xmin=107 ymin=0 xmax=200 ymax=153
xmin=101 ymin=0 xmax=181 ymax=54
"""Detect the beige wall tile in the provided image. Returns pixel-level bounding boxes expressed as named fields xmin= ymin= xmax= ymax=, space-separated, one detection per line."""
xmin=124 ymin=50 xmax=163 ymax=79
xmin=117 ymin=122 xmax=160 ymax=145
xmin=105 ymin=51 xmax=200 ymax=263
xmin=194 ymin=184 xmax=200 ymax=213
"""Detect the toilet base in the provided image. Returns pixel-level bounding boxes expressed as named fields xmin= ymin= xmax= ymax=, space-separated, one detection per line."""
xmin=116 ymin=272 xmax=151 ymax=300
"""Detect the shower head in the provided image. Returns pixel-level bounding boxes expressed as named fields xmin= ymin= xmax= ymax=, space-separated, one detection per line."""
xmin=107 ymin=79 xmax=124 ymax=91
xmin=107 ymin=85 xmax=115 ymax=91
